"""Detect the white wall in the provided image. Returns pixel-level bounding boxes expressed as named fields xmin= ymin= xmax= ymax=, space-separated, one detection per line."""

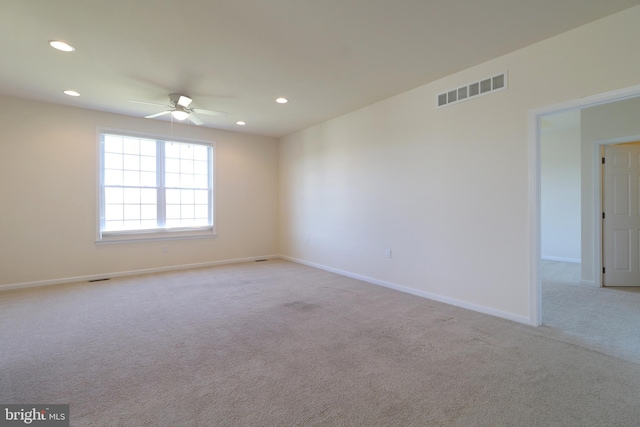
xmin=541 ymin=122 xmax=581 ymax=263
xmin=279 ymin=5 xmax=640 ymax=322
xmin=0 ymin=96 xmax=279 ymax=287
xmin=580 ymin=96 xmax=640 ymax=284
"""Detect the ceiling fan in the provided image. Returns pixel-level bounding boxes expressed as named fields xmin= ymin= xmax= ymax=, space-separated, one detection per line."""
xmin=130 ymin=93 xmax=227 ymax=125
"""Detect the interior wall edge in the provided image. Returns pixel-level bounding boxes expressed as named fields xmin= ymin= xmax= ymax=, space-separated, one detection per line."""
xmin=280 ymin=255 xmax=531 ymax=326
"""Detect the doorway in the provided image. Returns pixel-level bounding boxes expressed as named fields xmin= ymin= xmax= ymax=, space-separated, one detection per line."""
xmin=601 ymin=141 xmax=640 ymax=287
xmin=531 ymin=85 xmax=640 ymax=363
xmin=530 ymin=84 xmax=640 ymax=327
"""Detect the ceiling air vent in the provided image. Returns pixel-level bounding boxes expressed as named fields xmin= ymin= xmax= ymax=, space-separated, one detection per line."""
xmin=437 ymin=72 xmax=507 ymax=108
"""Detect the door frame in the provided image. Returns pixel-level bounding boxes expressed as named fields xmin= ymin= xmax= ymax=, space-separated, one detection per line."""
xmin=597 ymin=137 xmax=640 ymax=287
xmin=528 ymin=83 xmax=640 ymax=327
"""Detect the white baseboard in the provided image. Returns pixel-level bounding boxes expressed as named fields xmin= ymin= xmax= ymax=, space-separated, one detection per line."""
xmin=541 ymin=256 xmax=581 ymax=263
xmin=279 ymin=255 xmax=531 ymax=325
xmin=580 ymin=280 xmax=596 ymax=286
xmin=0 ymin=255 xmax=280 ymax=292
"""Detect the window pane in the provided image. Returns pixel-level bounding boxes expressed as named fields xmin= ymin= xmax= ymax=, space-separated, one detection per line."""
xmin=166 ymin=204 xmax=181 ymax=219
xmin=140 ymin=220 xmax=156 ymax=229
xmin=140 ymin=140 xmax=156 ymax=156
xmin=166 ymin=219 xmax=181 ymax=228
xmin=166 ymin=173 xmax=180 ymax=188
xmin=166 ymin=189 xmax=180 ymax=204
xmin=123 ymin=220 xmax=141 ymax=230
xmin=195 ymin=205 xmax=209 ymax=219
xmin=123 ymin=154 xmax=139 ymax=170
xmin=194 ymin=160 xmax=208 ymax=175
xmin=123 ymin=138 xmax=140 ymax=155
xmin=104 ymin=153 xmax=123 ymax=170
xmin=180 ymin=159 xmax=194 ymax=174
xmin=194 ymin=218 xmax=209 ymax=226
xmin=193 ymin=145 xmax=208 ymax=161
xmin=105 ymin=220 xmax=124 ymax=230
xmin=141 ymin=189 xmax=156 ymax=204
xmin=123 ymin=171 xmax=140 ymax=186
xmin=181 ymin=205 xmax=195 ymax=219
xmin=104 ymin=135 xmax=123 ymax=153
xmin=166 ymin=158 xmax=180 ymax=173
xmin=105 ymin=187 xmax=124 ymax=204
xmin=124 ymin=205 xmax=141 ymax=220
xmin=141 ymin=204 xmax=157 ymax=220
xmin=100 ymin=133 xmax=213 ymax=235
xmin=194 ymin=175 xmax=208 ymax=189
xmin=181 ymin=144 xmax=194 ymax=159
xmin=181 ymin=189 xmax=194 ymax=204
xmin=141 ymin=172 xmax=156 ymax=187
xmin=140 ymin=156 xmax=156 ymax=172
xmin=123 ymin=188 xmax=140 ymax=204
xmin=105 ymin=205 xmax=124 ymax=220
xmin=104 ymin=170 xmax=123 ymax=186
xmin=194 ymin=190 xmax=208 ymax=204
xmin=165 ymin=143 xmax=180 ymax=158
xmin=181 ymin=174 xmax=194 ymax=188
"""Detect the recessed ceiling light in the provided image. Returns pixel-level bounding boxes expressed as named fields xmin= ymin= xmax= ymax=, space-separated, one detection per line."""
xmin=63 ymin=90 xmax=80 ymax=97
xmin=276 ymin=97 xmax=288 ymax=104
xmin=236 ymin=121 xmax=246 ymax=126
xmin=49 ymin=40 xmax=75 ymax=52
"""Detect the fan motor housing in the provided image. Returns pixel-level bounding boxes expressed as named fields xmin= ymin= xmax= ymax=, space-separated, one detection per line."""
xmin=169 ymin=93 xmax=192 ymax=107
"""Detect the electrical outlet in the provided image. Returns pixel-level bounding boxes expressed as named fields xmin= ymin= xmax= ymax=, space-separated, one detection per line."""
xmin=162 ymin=245 xmax=168 ymax=253
xmin=386 ymin=248 xmax=392 ymax=259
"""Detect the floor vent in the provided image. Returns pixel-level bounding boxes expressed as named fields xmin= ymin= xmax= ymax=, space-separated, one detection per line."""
xmin=437 ymin=72 xmax=507 ymax=108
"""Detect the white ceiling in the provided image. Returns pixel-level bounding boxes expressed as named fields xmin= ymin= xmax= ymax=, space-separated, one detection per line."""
xmin=1 ymin=0 xmax=639 ymax=137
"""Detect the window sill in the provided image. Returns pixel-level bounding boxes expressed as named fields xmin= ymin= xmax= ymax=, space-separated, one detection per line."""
xmin=96 ymin=226 xmax=216 ymax=244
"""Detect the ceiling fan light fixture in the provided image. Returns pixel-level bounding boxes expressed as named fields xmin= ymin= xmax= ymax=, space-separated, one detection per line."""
xmin=49 ymin=40 xmax=75 ymax=52
xmin=276 ymin=97 xmax=289 ymax=104
xmin=171 ymin=110 xmax=189 ymax=121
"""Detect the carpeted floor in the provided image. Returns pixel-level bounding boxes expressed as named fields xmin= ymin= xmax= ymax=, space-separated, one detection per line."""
xmin=2 ymin=259 xmax=640 ymax=426
xmin=541 ymin=259 xmax=640 ymax=364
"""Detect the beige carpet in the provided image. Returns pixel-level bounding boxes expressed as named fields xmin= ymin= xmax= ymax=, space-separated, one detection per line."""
xmin=2 ymin=259 xmax=640 ymax=426
xmin=541 ymin=259 xmax=640 ymax=364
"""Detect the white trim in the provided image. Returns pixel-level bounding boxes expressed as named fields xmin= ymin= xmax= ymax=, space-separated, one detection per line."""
xmin=528 ymin=110 xmax=543 ymax=326
xmin=541 ymin=256 xmax=581 ymax=263
xmin=593 ymin=134 xmax=640 ymax=288
xmin=280 ymin=255 xmax=530 ymax=325
xmin=97 ymin=126 xmax=215 ymax=147
xmin=580 ymin=280 xmax=596 ymax=287
xmin=95 ymin=127 xmax=217 ymax=243
xmin=0 ymin=255 xmax=279 ymax=292
xmin=529 ymin=83 xmax=640 ymax=327
xmin=97 ymin=227 xmax=216 ymax=244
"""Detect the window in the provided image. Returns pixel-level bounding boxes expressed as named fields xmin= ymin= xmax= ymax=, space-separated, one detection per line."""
xmin=98 ymin=131 xmax=215 ymax=242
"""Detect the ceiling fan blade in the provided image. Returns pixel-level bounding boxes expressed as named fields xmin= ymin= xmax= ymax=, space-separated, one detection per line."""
xmin=130 ymin=100 xmax=170 ymax=108
xmin=177 ymin=96 xmax=193 ymax=107
xmin=188 ymin=113 xmax=204 ymax=126
xmin=145 ymin=110 xmax=171 ymax=119
xmin=192 ymin=108 xmax=227 ymax=117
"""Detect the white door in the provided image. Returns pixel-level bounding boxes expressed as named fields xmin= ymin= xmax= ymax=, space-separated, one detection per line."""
xmin=603 ymin=142 xmax=640 ymax=286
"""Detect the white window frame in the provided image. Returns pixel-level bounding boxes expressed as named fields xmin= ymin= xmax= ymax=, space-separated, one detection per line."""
xmin=96 ymin=128 xmax=216 ymax=244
